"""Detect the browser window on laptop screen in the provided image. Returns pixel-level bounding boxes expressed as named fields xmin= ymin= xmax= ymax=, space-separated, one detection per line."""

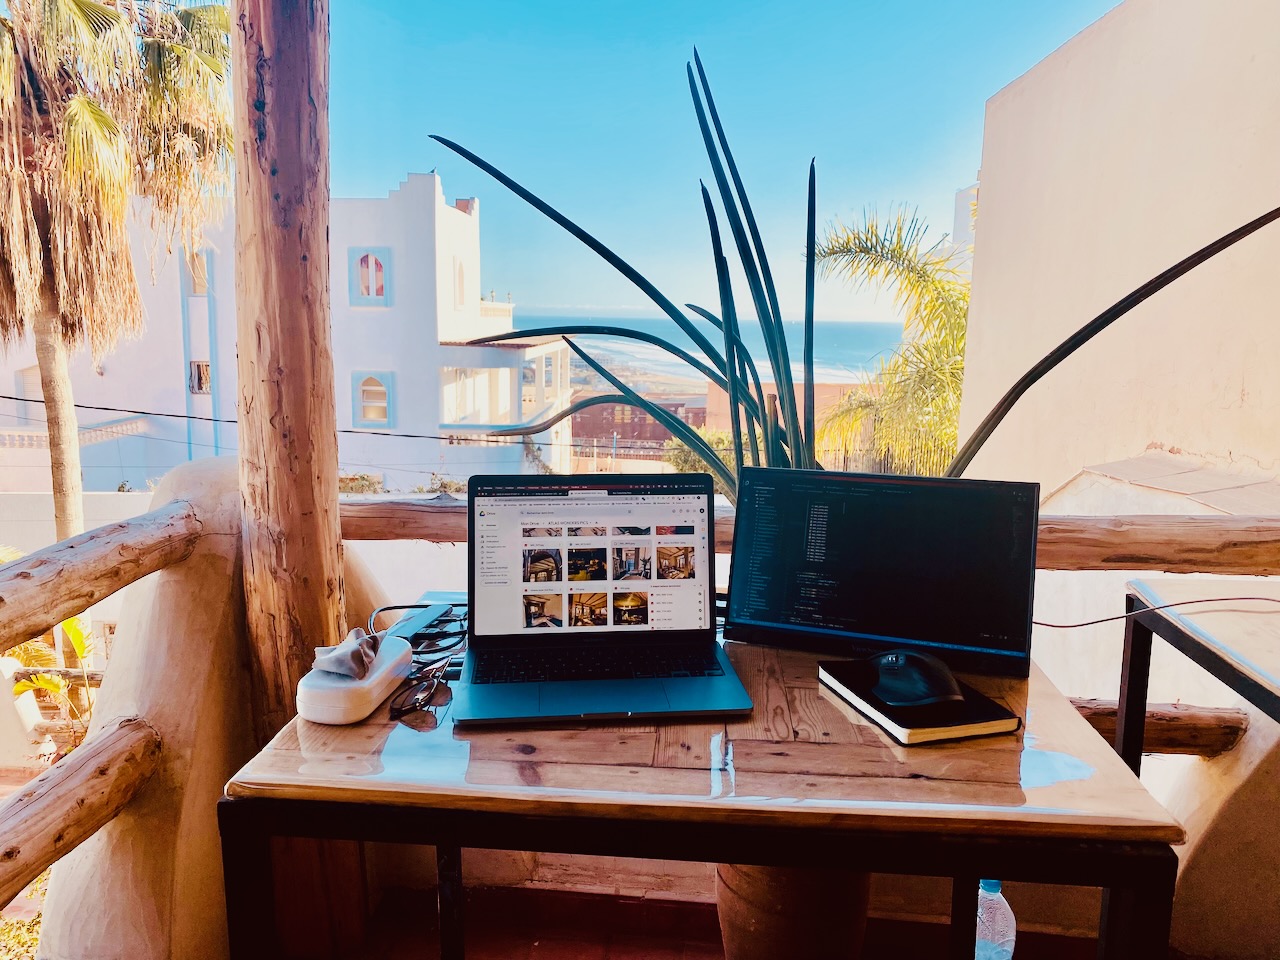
xmin=470 ymin=476 xmax=713 ymax=640
xmin=725 ymin=467 xmax=1040 ymax=677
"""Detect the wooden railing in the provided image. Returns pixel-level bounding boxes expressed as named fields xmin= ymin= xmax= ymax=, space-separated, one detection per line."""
xmin=0 ymin=495 xmax=1272 ymax=909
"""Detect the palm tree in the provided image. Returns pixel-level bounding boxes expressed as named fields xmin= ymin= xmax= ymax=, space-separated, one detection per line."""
xmin=815 ymin=207 xmax=970 ymax=477
xmin=0 ymin=0 xmax=232 ymax=541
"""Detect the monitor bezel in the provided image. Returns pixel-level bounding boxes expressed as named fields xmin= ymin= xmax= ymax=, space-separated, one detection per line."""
xmin=723 ymin=467 xmax=1039 ymax=678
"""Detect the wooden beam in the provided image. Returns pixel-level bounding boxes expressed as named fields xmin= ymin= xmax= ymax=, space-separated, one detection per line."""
xmin=339 ymin=497 xmax=740 ymax=553
xmin=1070 ymin=698 xmax=1248 ymax=758
xmin=0 ymin=717 xmax=161 ymax=909
xmin=340 ymin=494 xmax=467 ymax=542
xmin=1037 ymin=515 xmax=1280 ymax=574
xmin=337 ymin=504 xmax=1279 ymax=575
xmin=233 ymin=0 xmax=345 ymax=746
xmin=11 ymin=668 xmax=104 ymax=685
xmin=0 ymin=501 xmax=202 ymax=656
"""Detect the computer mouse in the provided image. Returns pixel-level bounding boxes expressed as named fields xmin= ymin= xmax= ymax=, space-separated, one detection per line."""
xmin=870 ymin=649 xmax=964 ymax=708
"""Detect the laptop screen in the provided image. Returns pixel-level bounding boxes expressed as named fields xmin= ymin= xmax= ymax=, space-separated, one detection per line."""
xmin=725 ymin=467 xmax=1039 ymax=676
xmin=468 ymin=474 xmax=715 ymax=641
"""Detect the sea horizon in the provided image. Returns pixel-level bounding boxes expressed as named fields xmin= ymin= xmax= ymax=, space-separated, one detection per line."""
xmin=513 ymin=314 xmax=903 ymax=391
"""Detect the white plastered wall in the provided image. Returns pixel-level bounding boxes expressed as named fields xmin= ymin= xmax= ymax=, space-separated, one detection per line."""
xmin=959 ymin=0 xmax=1280 ymax=493
xmin=959 ymin=1 xmax=1280 ymax=954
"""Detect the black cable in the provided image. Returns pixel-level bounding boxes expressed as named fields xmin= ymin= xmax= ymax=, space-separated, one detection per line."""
xmin=0 ymin=392 xmax=733 ymax=454
xmin=1033 ymin=596 xmax=1280 ymax=630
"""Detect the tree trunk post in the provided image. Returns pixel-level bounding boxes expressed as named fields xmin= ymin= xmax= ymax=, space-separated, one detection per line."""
xmin=31 ymin=307 xmax=85 ymax=543
xmin=231 ymin=0 xmax=345 ymax=748
xmin=231 ymin=5 xmax=358 ymax=952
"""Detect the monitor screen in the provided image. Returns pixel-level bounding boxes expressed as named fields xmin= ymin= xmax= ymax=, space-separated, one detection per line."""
xmin=469 ymin=474 xmax=715 ymax=641
xmin=725 ymin=467 xmax=1039 ymax=676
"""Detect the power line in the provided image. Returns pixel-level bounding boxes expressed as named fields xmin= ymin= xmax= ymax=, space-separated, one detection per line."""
xmin=0 ymin=393 xmax=726 ymax=453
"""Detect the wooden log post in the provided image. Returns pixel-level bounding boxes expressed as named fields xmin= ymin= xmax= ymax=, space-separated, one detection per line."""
xmin=232 ymin=0 xmax=345 ymax=746
xmin=232 ymin=6 xmax=358 ymax=954
xmin=0 ymin=717 xmax=161 ymax=909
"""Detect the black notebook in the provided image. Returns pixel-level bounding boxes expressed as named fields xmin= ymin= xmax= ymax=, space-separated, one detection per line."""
xmin=817 ymin=660 xmax=1021 ymax=746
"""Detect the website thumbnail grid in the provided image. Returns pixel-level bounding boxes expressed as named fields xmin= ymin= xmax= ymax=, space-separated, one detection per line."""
xmin=472 ymin=493 xmax=710 ymax=636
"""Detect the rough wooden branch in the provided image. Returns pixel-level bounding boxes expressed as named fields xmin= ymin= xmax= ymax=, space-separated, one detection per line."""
xmin=0 ymin=501 xmax=202 ymax=656
xmin=1037 ymin=515 xmax=1280 ymax=574
xmin=339 ymin=494 xmax=467 ymax=541
xmin=338 ymin=497 xmax=739 ymax=553
xmin=1070 ymin=698 xmax=1248 ymax=757
xmin=0 ymin=716 xmax=162 ymax=909
xmin=11 ymin=668 xmax=104 ymax=685
xmin=338 ymin=506 xmax=1279 ymax=575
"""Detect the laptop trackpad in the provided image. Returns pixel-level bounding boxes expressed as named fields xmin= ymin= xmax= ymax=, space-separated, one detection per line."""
xmin=540 ymin=680 xmax=669 ymax=718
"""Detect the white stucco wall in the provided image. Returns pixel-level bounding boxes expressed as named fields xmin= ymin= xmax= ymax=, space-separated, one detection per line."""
xmin=962 ymin=2 xmax=1280 ymax=955
xmin=959 ymin=0 xmax=1280 ymax=492
xmin=0 ymin=172 xmax=549 ymax=493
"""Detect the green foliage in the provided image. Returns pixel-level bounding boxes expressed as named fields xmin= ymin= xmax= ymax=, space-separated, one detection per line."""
xmin=0 ymin=874 xmax=44 ymax=960
xmin=338 ymin=473 xmax=385 ymax=494
xmin=663 ymin=428 xmax=735 ymax=496
xmin=816 ymin=207 xmax=969 ymax=477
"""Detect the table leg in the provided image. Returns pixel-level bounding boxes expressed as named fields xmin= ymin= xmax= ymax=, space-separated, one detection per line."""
xmin=218 ymin=799 xmax=276 ymax=960
xmin=948 ymin=874 xmax=978 ymax=960
xmin=1098 ymin=848 xmax=1176 ymax=960
xmin=436 ymin=843 xmax=465 ymax=960
xmin=1116 ymin=594 xmax=1154 ymax=775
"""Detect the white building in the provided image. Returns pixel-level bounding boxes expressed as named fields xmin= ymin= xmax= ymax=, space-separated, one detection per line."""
xmin=0 ymin=172 xmax=572 ymax=493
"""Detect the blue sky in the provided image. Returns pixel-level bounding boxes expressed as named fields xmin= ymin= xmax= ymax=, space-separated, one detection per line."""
xmin=330 ymin=1 xmax=1121 ymax=322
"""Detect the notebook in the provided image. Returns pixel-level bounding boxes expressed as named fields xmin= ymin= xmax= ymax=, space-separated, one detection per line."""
xmin=453 ymin=473 xmax=753 ymax=725
xmin=723 ymin=467 xmax=1040 ymax=678
xmin=817 ymin=658 xmax=1020 ymax=745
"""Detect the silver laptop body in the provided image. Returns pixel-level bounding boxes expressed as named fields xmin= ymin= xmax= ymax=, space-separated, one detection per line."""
xmin=454 ymin=473 xmax=752 ymax=725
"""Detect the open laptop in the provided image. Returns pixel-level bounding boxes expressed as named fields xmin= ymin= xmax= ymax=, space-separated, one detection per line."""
xmin=723 ymin=467 xmax=1040 ymax=678
xmin=453 ymin=473 xmax=753 ymax=725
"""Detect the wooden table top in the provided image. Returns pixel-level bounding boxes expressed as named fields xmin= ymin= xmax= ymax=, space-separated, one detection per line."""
xmin=225 ymin=644 xmax=1184 ymax=844
xmin=1130 ymin=577 xmax=1280 ymax=703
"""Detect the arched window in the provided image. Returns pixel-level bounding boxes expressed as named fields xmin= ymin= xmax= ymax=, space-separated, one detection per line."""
xmin=348 ymin=248 xmax=393 ymax=306
xmin=359 ymin=254 xmax=385 ymax=298
xmin=360 ymin=377 xmax=387 ymax=423
xmin=352 ymin=372 xmax=395 ymax=428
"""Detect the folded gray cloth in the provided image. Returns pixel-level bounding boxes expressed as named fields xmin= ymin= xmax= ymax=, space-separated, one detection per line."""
xmin=312 ymin=628 xmax=379 ymax=679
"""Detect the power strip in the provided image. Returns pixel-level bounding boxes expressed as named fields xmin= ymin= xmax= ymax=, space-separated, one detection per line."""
xmin=296 ymin=635 xmax=413 ymax=725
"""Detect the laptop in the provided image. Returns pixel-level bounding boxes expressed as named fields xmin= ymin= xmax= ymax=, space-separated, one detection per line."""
xmin=453 ymin=473 xmax=753 ymax=725
xmin=723 ymin=467 xmax=1040 ymax=678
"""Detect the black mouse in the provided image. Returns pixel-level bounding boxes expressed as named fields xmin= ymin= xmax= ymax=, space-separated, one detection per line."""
xmin=870 ymin=649 xmax=964 ymax=708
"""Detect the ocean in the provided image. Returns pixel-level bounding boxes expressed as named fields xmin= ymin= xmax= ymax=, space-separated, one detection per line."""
xmin=513 ymin=315 xmax=902 ymax=390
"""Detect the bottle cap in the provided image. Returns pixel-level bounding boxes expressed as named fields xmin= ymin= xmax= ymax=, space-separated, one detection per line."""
xmin=979 ymin=878 xmax=1002 ymax=893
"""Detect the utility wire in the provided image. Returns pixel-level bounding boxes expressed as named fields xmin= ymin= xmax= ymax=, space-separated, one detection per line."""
xmin=0 ymin=393 xmax=729 ymax=453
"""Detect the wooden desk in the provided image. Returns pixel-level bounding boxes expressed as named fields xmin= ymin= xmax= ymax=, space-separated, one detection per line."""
xmin=1117 ymin=578 xmax=1280 ymax=774
xmin=220 ymin=644 xmax=1183 ymax=960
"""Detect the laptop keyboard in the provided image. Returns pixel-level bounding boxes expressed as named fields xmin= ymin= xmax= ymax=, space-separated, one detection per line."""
xmin=472 ymin=644 xmax=724 ymax=684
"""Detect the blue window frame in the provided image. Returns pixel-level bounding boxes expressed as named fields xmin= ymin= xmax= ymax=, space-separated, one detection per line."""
xmin=348 ymin=247 xmax=394 ymax=306
xmin=352 ymin=371 xmax=396 ymax=429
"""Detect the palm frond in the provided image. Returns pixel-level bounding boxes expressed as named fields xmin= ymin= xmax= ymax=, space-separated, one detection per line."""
xmin=175 ymin=4 xmax=232 ymax=62
xmin=816 ymin=205 xmax=970 ymax=476
xmin=62 ymin=94 xmax=129 ymax=204
xmin=41 ymin=0 xmax=135 ymax=84
xmin=6 ymin=639 xmax=58 ymax=669
xmin=816 ymin=206 xmax=968 ymax=337
xmin=14 ymin=674 xmax=68 ymax=699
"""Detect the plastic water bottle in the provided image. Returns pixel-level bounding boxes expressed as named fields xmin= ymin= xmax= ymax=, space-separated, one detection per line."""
xmin=975 ymin=878 xmax=1016 ymax=959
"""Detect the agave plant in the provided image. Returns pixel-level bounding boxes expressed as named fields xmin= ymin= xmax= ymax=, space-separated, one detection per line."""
xmin=431 ymin=50 xmax=818 ymax=503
